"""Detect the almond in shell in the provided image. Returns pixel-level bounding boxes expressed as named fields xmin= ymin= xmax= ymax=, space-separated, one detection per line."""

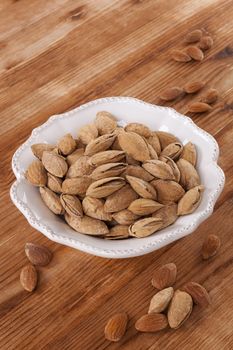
xmin=129 ymin=217 xmax=163 ymax=237
xmin=159 ymin=156 xmax=180 ymax=182
xmin=147 ymin=142 xmax=158 ymax=160
xmin=135 ymin=314 xmax=168 ymax=333
xmin=62 ymin=177 xmax=92 ymax=196
xmin=78 ymin=123 xmax=98 ymax=145
xmin=82 ymin=197 xmax=112 ymax=221
xmin=201 ymin=234 xmax=221 ymax=260
xmin=89 ymin=150 xmax=125 ymax=166
xmin=57 ymin=133 xmax=76 ymax=155
xmin=148 ymin=287 xmax=174 ymax=313
xmin=66 ymin=156 xmax=93 ymax=178
xmin=112 ymin=209 xmax=140 ymax=225
xmin=177 ymin=185 xmax=204 ymax=215
xmin=156 ymin=131 xmax=179 ymax=150
xmin=95 ymin=111 xmax=117 ymax=135
xmin=124 ymin=165 xmax=154 ymax=182
xmin=25 ymin=242 xmax=52 ymax=266
xmin=20 ymin=264 xmax=38 ymax=292
xmin=128 ymin=198 xmax=163 ymax=216
xmin=47 ymin=173 xmax=63 ymax=194
xmin=160 ymin=142 xmax=183 ymax=160
xmin=152 ymin=204 xmax=178 ymax=229
xmin=104 ymin=184 xmax=138 ymax=213
xmin=176 ymin=158 xmax=200 ymax=190
xmin=151 ymin=180 xmax=185 ymax=204
xmin=181 ymin=282 xmax=211 ymax=307
xmin=180 ymin=142 xmax=197 ymax=166
xmin=91 ymin=163 xmax=127 ymax=180
xmin=25 ymin=161 xmax=47 ymax=186
xmin=65 ymin=213 xmax=109 ymax=235
xmin=31 ymin=143 xmax=55 ymax=160
xmin=168 ymin=290 xmax=193 ymax=329
xmin=152 ymin=263 xmax=177 ymax=290
xmin=40 ymin=187 xmax=64 ymax=215
xmin=84 ymin=133 xmax=116 ymax=156
xmin=66 ymin=148 xmax=85 ymax=166
xmin=125 ymin=122 xmax=151 ymax=138
xmin=42 ymin=151 xmax=68 ymax=178
xmin=60 ymin=194 xmax=83 ymax=217
xmin=146 ymin=132 xmax=161 ymax=155
xmin=105 ymin=225 xmax=130 ymax=240
xmin=118 ymin=131 xmax=150 ymax=162
xmin=126 ymin=175 xmax=157 ymax=200
xmin=142 ymin=160 xmax=175 ymax=180
xmin=86 ymin=177 xmax=125 ymax=198
xmin=104 ymin=312 xmax=128 ymax=342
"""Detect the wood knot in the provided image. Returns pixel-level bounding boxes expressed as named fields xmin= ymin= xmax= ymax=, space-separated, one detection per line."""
xmin=68 ymin=6 xmax=87 ymax=20
xmin=214 ymin=45 xmax=233 ymax=59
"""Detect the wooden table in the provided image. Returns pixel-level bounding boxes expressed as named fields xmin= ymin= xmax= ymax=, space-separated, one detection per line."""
xmin=1 ymin=0 xmax=233 ymax=349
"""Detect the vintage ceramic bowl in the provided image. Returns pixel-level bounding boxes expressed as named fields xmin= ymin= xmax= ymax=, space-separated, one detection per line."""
xmin=10 ymin=97 xmax=225 ymax=258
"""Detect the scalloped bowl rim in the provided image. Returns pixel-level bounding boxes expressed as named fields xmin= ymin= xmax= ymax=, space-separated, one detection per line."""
xmin=10 ymin=97 xmax=225 ymax=258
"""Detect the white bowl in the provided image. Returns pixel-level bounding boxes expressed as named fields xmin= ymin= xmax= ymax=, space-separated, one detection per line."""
xmin=10 ymin=97 xmax=225 ymax=258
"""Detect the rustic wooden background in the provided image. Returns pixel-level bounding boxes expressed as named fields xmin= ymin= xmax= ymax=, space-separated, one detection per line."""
xmin=1 ymin=0 xmax=233 ymax=349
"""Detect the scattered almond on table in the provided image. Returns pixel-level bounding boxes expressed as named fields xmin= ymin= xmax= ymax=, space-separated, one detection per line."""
xmin=104 ymin=262 xmax=211 ymax=341
xmin=25 ymin=112 xmax=205 ymax=240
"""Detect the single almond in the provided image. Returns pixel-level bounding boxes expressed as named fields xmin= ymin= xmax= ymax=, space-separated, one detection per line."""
xmin=42 ymin=151 xmax=68 ymax=177
xmin=168 ymin=290 xmax=193 ymax=329
xmin=201 ymin=234 xmax=221 ymax=260
xmin=57 ymin=133 xmax=76 ymax=155
xmin=78 ymin=123 xmax=98 ymax=144
xmin=118 ymin=131 xmax=150 ymax=162
xmin=156 ymin=131 xmax=179 ymax=150
xmin=65 ymin=213 xmax=109 ymax=235
xmin=39 ymin=187 xmax=64 ymax=215
xmin=142 ymin=160 xmax=175 ymax=180
xmin=25 ymin=160 xmax=47 ymax=187
xmin=135 ymin=314 xmax=168 ymax=333
xmin=159 ymin=87 xmax=184 ymax=101
xmin=186 ymin=46 xmax=204 ymax=61
xmin=129 ymin=217 xmax=163 ymax=238
xmin=185 ymin=29 xmax=202 ymax=43
xmin=178 ymin=185 xmax=204 ymax=215
xmin=160 ymin=142 xmax=183 ymax=160
xmin=95 ymin=111 xmax=117 ymax=135
xmin=105 ymin=225 xmax=129 ymax=240
xmin=128 ymin=198 xmax=163 ymax=216
xmin=152 ymin=263 xmax=177 ymax=290
xmin=104 ymin=184 xmax=138 ymax=213
xmin=25 ymin=243 xmax=52 ymax=266
xmin=112 ymin=209 xmax=139 ymax=226
xmin=125 ymin=122 xmax=151 ymax=138
xmin=20 ymin=264 xmax=38 ymax=292
xmin=124 ymin=165 xmax=154 ymax=182
xmin=181 ymin=282 xmax=211 ymax=308
xmin=152 ymin=204 xmax=178 ymax=229
xmin=86 ymin=177 xmax=126 ymax=198
xmin=188 ymin=102 xmax=212 ymax=113
xmin=60 ymin=194 xmax=83 ymax=217
xmin=31 ymin=143 xmax=55 ymax=160
xmin=84 ymin=133 xmax=116 ymax=156
xmin=180 ymin=142 xmax=197 ymax=166
xmin=104 ymin=312 xmax=128 ymax=342
xmin=47 ymin=173 xmax=63 ymax=194
xmin=201 ymin=88 xmax=218 ymax=104
xmin=199 ymin=36 xmax=213 ymax=50
xmin=171 ymin=49 xmax=192 ymax=62
xmin=148 ymin=287 xmax=174 ymax=313
xmin=62 ymin=177 xmax=92 ymax=196
xmin=176 ymin=158 xmax=200 ymax=190
xmin=184 ymin=81 xmax=205 ymax=94
xmin=151 ymin=180 xmax=185 ymax=204
xmin=126 ymin=175 xmax=157 ymax=200
xmin=89 ymin=150 xmax=125 ymax=167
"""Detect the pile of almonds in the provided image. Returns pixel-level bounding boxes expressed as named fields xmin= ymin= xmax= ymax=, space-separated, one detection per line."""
xmin=172 ymin=29 xmax=214 ymax=63
xmin=25 ymin=111 xmax=204 ymax=239
xmin=105 ymin=261 xmax=211 ymax=341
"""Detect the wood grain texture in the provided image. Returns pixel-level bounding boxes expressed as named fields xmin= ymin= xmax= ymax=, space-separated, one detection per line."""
xmin=1 ymin=0 xmax=233 ymax=349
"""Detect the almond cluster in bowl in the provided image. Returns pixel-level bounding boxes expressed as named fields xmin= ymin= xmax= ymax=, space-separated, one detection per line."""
xmin=25 ymin=111 xmax=204 ymax=239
